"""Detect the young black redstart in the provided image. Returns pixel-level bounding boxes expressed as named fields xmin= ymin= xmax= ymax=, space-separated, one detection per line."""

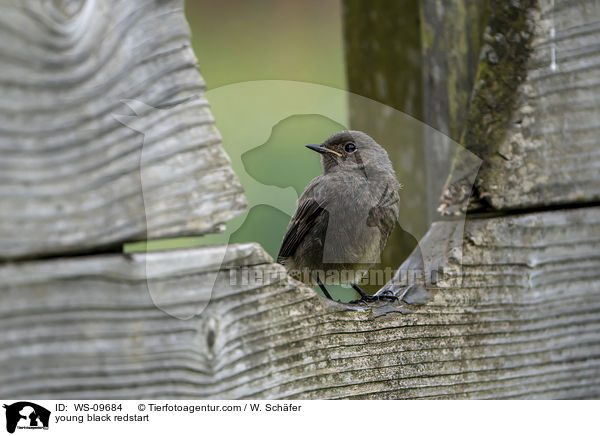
xmin=277 ymin=130 xmax=401 ymax=302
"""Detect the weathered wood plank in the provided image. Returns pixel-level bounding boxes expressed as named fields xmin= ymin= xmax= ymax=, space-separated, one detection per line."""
xmin=0 ymin=0 xmax=246 ymax=259
xmin=441 ymin=0 xmax=600 ymax=212
xmin=1 ymin=206 xmax=599 ymax=399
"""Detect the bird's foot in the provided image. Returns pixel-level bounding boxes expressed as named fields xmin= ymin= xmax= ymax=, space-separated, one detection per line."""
xmin=348 ymin=293 xmax=398 ymax=304
xmin=348 ymin=283 xmax=398 ymax=304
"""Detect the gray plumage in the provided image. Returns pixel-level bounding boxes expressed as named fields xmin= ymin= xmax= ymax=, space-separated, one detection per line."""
xmin=277 ymin=130 xmax=400 ymax=300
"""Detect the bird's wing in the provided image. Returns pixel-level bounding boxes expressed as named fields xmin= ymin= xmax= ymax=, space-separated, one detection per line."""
xmin=277 ymin=197 xmax=327 ymax=262
xmin=367 ymin=184 xmax=400 ymax=251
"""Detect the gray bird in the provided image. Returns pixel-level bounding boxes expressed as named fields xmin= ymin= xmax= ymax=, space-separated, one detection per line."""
xmin=277 ymin=130 xmax=401 ymax=302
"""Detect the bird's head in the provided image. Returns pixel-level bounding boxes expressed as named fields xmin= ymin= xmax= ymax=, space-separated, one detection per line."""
xmin=305 ymin=130 xmax=394 ymax=176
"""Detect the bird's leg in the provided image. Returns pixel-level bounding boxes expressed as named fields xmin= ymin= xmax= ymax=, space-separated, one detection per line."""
xmin=349 ymin=283 xmax=398 ymax=303
xmin=315 ymin=275 xmax=334 ymax=300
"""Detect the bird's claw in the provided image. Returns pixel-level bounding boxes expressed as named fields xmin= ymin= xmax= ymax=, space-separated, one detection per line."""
xmin=348 ymin=293 xmax=398 ymax=304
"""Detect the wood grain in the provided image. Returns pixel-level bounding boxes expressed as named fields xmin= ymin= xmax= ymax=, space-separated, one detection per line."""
xmin=1 ymin=207 xmax=599 ymax=399
xmin=0 ymin=0 xmax=246 ymax=259
xmin=439 ymin=0 xmax=600 ymax=212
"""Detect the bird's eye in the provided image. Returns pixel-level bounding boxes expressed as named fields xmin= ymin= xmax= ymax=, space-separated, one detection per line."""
xmin=344 ymin=142 xmax=357 ymax=153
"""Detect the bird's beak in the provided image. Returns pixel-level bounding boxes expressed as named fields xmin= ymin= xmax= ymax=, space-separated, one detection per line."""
xmin=305 ymin=144 xmax=342 ymax=157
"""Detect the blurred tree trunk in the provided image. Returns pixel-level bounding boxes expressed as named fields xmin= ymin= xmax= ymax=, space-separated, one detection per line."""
xmin=421 ymin=0 xmax=489 ymax=140
xmin=421 ymin=0 xmax=489 ymax=215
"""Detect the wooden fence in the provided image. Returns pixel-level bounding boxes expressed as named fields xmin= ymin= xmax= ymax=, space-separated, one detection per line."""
xmin=1 ymin=0 xmax=599 ymax=399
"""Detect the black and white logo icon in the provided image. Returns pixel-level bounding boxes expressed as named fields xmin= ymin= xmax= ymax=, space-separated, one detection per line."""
xmin=3 ymin=402 xmax=50 ymax=434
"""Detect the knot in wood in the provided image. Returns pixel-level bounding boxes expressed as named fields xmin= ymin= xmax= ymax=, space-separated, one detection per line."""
xmin=204 ymin=316 xmax=219 ymax=356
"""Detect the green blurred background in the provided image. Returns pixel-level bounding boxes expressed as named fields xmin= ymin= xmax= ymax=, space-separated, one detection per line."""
xmin=184 ymin=0 xmax=347 ymax=263
xmin=186 ymin=0 xmax=345 ymax=90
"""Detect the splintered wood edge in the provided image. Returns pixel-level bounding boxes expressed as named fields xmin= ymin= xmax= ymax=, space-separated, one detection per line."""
xmin=0 ymin=0 xmax=246 ymax=259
